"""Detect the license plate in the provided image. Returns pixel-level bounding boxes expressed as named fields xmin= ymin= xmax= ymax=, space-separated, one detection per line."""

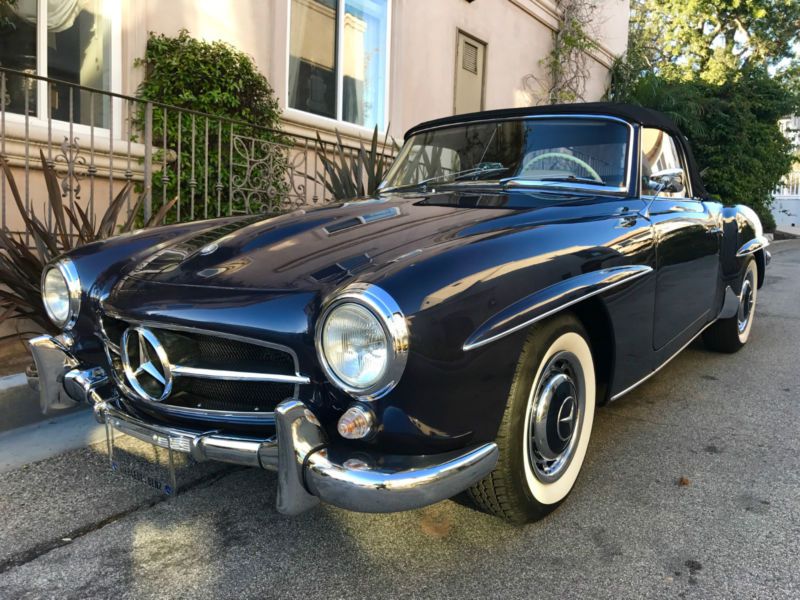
xmin=105 ymin=419 xmax=196 ymax=497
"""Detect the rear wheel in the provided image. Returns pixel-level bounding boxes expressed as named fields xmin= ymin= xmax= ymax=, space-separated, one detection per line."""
xmin=468 ymin=313 xmax=596 ymax=523
xmin=703 ymin=258 xmax=758 ymax=353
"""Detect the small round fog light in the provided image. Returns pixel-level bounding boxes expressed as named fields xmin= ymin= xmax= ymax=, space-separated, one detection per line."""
xmin=337 ymin=405 xmax=374 ymax=440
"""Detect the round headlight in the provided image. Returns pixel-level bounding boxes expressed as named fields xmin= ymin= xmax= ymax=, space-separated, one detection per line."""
xmin=42 ymin=260 xmax=80 ymax=329
xmin=321 ymin=303 xmax=388 ymax=390
xmin=317 ymin=284 xmax=409 ymax=399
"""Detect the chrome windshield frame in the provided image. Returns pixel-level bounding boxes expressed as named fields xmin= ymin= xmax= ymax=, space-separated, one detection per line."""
xmin=383 ymin=114 xmax=636 ymax=196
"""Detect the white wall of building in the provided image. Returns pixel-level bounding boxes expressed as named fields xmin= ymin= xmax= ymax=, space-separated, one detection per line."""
xmin=122 ymin=0 xmax=630 ymax=143
xmin=773 ymin=115 xmax=800 ymax=234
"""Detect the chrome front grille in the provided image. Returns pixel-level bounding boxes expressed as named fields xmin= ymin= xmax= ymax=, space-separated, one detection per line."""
xmin=100 ymin=315 xmax=307 ymax=418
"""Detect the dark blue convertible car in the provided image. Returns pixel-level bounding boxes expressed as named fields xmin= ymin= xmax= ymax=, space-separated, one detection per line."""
xmin=31 ymin=103 xmax=768 ymax=523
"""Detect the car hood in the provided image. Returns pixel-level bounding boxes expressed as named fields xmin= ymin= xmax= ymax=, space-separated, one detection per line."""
xmin=119 ymin=190 xmax=592 ymax=292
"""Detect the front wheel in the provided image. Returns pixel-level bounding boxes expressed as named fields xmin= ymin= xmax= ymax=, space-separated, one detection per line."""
xmin=468 ymin=313 xmax=596 ymax=523
xmin=703 ymin=258 xmax=758 ymax=353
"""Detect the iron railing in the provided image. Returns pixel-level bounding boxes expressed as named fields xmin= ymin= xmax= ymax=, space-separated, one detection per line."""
xmin=0 ymin=67 xmax=390 ymax=235
xmin=775 ymin=170 xmax=800 ymax=198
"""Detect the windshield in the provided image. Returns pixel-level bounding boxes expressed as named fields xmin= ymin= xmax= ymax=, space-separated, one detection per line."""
xmin=383 ymin=117 xmax=630 ymax=192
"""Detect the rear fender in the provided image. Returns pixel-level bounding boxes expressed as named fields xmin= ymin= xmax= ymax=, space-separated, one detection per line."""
xmin=720 ymin=205 xmax=768 ymax=288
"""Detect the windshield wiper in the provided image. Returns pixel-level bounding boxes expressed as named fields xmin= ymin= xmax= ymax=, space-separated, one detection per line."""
xmin=538 ymin=175 xmax=608 ymax=186
xmin=383 ymin=163 xmax=509 ymax=192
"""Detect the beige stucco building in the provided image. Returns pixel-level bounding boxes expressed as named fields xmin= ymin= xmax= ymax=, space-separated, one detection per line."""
xmin=1 ymin=0 xmax=630 ymax=176
xmin=0 ymin=0 xmax=631 ymax=227
xmin=119 ymin=0 xmax=630 ymax=142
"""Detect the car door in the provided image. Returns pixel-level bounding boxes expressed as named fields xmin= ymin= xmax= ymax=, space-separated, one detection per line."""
xmin=642 ymin=128 xmax=720 ymax=352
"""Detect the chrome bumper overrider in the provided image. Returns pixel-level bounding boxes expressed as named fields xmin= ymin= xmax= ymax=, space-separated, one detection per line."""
xmin=28 ymin=335 xmax=498 ymax=515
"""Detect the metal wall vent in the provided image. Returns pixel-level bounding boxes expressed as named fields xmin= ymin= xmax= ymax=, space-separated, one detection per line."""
xmin=462 ymin=41 xmax=479 ymax=74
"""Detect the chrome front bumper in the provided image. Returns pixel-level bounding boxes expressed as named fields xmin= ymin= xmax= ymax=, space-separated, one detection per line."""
xmin=28 ymin=335 xmax=498 ymax=515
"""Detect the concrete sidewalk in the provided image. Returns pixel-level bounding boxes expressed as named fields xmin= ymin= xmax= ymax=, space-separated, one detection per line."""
xmin=0 ymin=408 xmax=105 ymax=474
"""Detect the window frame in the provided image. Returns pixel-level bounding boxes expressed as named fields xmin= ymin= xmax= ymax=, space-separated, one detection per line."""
xmin=639 ymin=126 xmax=694 ymax=200
xmin=2 ymin=0 xmax=123 ymax=137
xmin=285 ymin=0 xmax=392 ymax=134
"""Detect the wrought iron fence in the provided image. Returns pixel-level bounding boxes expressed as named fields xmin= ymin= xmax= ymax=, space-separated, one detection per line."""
xmin=775 ymin=170 xmax=800 ymax=198
xmin=0 ymin=67 xmax=391 ymax=236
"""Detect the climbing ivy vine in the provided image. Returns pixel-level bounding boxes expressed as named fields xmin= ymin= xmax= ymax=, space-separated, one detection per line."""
xmin=525 ymin=0 xmax=600 ymax=105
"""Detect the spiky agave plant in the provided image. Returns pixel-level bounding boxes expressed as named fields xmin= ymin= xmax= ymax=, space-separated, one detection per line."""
xmin=315 ymin=125 xmax=398 ymax=200
xmin=0 ymin=151 xmax=177 ymax=337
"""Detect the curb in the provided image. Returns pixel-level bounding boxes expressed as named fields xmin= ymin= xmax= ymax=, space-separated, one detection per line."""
xmin=0 ymin=372 xmax=27 ymax=392
xmin=0 ymin=371 xmax=85 ymax=434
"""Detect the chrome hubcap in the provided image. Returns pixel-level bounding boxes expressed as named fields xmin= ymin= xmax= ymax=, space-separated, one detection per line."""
xmin=529 ymin=352 xmax=584 ymax=483
xmin=737 ymin=274 xmax=754 ymax=334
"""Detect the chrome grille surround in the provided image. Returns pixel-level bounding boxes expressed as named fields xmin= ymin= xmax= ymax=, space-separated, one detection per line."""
xmin=98 ymin=312 xmax=309 ymax=421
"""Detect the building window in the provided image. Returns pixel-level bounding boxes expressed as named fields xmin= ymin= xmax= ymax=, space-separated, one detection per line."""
xmin=0 ymin=0 xmax=118 ymax=127
xmin=289 ymin=0 xmax=389 ymax=130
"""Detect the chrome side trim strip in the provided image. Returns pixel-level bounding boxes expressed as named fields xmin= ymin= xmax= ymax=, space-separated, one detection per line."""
xmin=463 ymin=265 xmax=653 ymax=352
xmin=610 ymin=320 xmax=715 ymax=401
xmin=171 ymin=365 xmax=310 ymax=385
xmin=736 ymin=235 xmax=769 ymax=258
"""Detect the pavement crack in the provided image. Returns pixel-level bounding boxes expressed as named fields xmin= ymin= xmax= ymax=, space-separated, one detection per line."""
xmin=0 ymin=466 xmax=240 ymax=575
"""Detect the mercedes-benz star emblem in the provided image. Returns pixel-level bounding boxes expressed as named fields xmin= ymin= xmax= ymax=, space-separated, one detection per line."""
xmin=121 ymin=326 xmax=173 ymax=402
xmin=556 ymin=396 xmax=576 ymax=442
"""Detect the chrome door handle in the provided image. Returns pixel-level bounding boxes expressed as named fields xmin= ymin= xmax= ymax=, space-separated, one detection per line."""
xmin=616 ymin=215 xmax=638 ymax=228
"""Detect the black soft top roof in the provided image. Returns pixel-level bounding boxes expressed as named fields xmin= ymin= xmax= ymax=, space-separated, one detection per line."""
xmin=403 ymin=102 xmax=708 ymax=198
xmin=404 ymin=102 xmax=682 ymax=139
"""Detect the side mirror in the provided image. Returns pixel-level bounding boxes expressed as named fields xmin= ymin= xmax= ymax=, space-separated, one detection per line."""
xmin=648 ymin=168 xmax=685 ymax=195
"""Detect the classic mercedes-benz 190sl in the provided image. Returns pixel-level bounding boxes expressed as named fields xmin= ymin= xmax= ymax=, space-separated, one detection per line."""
xmin=30 ymin=103 xmax=769 ymax=522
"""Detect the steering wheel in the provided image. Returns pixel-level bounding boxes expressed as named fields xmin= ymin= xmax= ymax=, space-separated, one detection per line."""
xmin=521 ymin=152 xmax=603 ymax=183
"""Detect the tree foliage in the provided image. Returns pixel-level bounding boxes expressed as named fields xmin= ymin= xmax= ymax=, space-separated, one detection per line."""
xmin=613 ymin=68 xmax=797 ymax=230
xmin=630 ymin=0 xmax=800 ymax=84
xmin=608 ymin=1 xmax=800 ymax=231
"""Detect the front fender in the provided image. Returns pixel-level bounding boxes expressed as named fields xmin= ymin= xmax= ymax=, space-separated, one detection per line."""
xmin=462 ymin=265 xmax=653 ymax=351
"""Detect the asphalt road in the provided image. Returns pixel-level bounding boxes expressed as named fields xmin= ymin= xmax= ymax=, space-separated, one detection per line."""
xmin=1 ymin=241 xmax=798 ymax=600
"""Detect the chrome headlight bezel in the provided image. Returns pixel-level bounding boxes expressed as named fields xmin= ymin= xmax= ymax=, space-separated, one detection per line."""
xmin=41 ymin=258 xmax=81 ymax=330
xmin=315 ymin=284 xmax=409 ymax=400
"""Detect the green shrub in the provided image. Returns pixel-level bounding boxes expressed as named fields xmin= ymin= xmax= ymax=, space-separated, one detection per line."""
xmin=134 ymin=30 xmax=287 ymax=221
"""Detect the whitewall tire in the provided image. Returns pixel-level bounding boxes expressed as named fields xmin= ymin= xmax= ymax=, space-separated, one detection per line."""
xmin=468 ymin=313 xmax=596 ymax=523
xmin=703 ymin=258 xmax=758 ymax=353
